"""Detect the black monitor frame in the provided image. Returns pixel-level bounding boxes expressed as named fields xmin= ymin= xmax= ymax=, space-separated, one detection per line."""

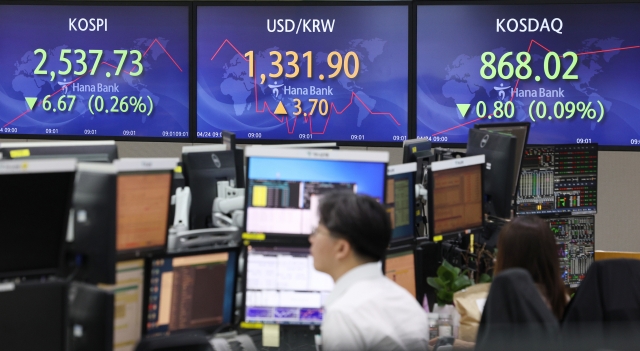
xmin=387 ymin=163 xmax=418 ymax=248
xmin=474 ymin=122 xmax=531 ymax=206
xmin=69 ymin=163 xmax=118 ymax=285
xmin=67 ymin=282 xmax=115 ymax=351
xmin=0 ymin=141 xmax=118 ymax=162
xmin=142 ymin=245 xmax=241 ymax=336
xmin=222 ymin=131 xmax=237 ymax=151
xmin=402 ymin=138 xmax=432 ymax=164
xmin=182 ymin=145 xmax=245 ymax=230
xmin=466 ymin=129 xmax=518 ymax=219
xmin=0 ymin=280 xmax=68 ymax=351
xmin=0 ymin=1 xmax=192 ymax=143
xmin=115 ymin=168 xmax=175 ymax=261
xmin=0 ymin=159 xmax=76 ymax=280
xmin=427 ymin=155 xmax=485 ymax=243
xmin=193 ymin=1 xmax=413 ymax=148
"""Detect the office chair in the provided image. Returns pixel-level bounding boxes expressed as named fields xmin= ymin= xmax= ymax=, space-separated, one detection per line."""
xmin=475 ymin=268 xmax=560 ymax=351
xmin=562 ymin=259 xmax=640 ymax=351
xmin=135 ymin=331 xmax=213 ymax=351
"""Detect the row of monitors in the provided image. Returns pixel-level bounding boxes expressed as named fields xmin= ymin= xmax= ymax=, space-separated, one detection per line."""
xmin=0 ymin=131 xmax=598 ymax=280
xmin=0 ymin=2 xmax=638 ymax=149
xmin=0 ymin=244 xmax=424 ymax=351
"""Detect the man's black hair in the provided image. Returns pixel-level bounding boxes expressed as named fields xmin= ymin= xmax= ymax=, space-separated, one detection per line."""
xmin=318 ymin=191 xmax=391 ymax=262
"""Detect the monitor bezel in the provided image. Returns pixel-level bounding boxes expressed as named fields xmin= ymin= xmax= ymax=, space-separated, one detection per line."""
xmin=427 ymin=154 xmax=486 ymax=242
xmin=114 ymin=164 xmax=174 ymax=261
xmin=402 ymin=138 xmax=432 ymax=164
xmin=474 ymin=122 xmax=531 ymax=201
xmin=70 ymin=162 xmax=118 ymax=285
xmin=243 ymin=147 xmax=389 ymax=241
xmin=466 ymin=128 xmax=518 ymax=220
xmin=0 ymin=140 xmax=118 ymax=162
xmin=141 ymin=245 xmax=241 ymax=336
xmin=0 ymin=280 xmax=69 ymax=351
xmin=414 ymin=0 xmax=640 ymax=151
xmin=0 ymin=1 xmax=192 ymax=143
xmin=387 ymin=162 xmax=418 ymax=247
xmin=193 ymin=1 xmax=413 ymax=147
xmin=0 ymin=158 xmax=76 ymax=280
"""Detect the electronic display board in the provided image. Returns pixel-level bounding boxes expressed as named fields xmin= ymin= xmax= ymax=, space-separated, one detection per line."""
xmin=197 ymin=4 xmax=409 ymax=144
xmin=417 ymin=4 xmax=640 ymax=148
xmin=0 ymin=4 xmax=190 ymax=140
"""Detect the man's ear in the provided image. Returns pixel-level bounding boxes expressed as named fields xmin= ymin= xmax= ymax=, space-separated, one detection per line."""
xmin=334 ymin=238 xmax=351 ymax=261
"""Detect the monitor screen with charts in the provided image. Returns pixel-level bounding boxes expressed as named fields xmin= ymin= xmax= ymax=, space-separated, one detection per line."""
xmin=429 ymin=155 xmax=485 ymax=237
xmin=0 ymin=4 xmax=189 ymax=140
xmin=196 ymin=4 xmax=409 ymax=144
xmin=386 ymin=163 xmax=417 ymax=244
xmin=384 ymin=249 xmax=416 ymax=298
xmin=244 ymin=147 xmax=388 ymax=236
xmin=244 ymin=245 xmax=334 ymax=325
xmin=101 ymin=259 xmax=145 ymax=351
xmin=116 ymin=172 xmax=172 ymax=254
xmin=145 ymin=249 xmax=238 ymax=335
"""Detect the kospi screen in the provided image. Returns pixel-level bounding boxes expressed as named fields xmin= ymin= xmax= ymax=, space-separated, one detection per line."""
xmin=0 ymin=5 xmax=189 ymax=139
xmin=417 ymin=4 xmax=640 ymax=148
xmin=197 ymin=4 xmax=409 ymax=144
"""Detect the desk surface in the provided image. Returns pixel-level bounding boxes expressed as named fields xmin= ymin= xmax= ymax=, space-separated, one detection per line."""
xmin=595 ymin=250 xmax=640 ymax=261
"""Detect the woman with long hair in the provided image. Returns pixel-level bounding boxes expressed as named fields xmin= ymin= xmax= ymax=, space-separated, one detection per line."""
xmin=494 ymin=215 xmax=568 ymax=320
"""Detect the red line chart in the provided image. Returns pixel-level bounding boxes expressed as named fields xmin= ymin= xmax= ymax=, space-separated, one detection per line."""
xmin=209 ymin=39 xmax=401 ymax=135
xmin=4 ymin=38 xmax=182 ymax=128
xmin=431 ymin=41 xmax=640 ymax=136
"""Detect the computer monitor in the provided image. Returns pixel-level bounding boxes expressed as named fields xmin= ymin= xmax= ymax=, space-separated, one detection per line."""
xmin=244 ymin=147 xmax=388 ymax=238
xmin=222 ymin=131 xmax=237 ymax=151
xmin=71 ymin=163 xmax=118 ymax=285
xmin=0 ymin=141 xmax=118 ymax=162
xmin=0 ymin=158 xmax=76 ymax=279
xmin=114 ymin=158 xmax=176 ymax=258
xmin=145 ymin=248 xmax=239 ymax=335
xmin=386 ymin=163 xmax=417 ymax=245
xmin=474 ymin=122 xmax=530 ymax=202
xmin=465 ymin=129 xmax=518 ymax=219
xmin=101 ymin=259 xmax=145 ymax=351
xmin=182 ymin=145 xmax=245 ymax=229
xmin=243 ymin=244 xmax=334 ymax=325
xmin=68 ymin=282 xmax=115 ymax=351
xmin=0 ymin=280 xmax=67 ymax=351
xmin=428 ymin=155 xmax=485 ymax=240
xmin=517 ymin=144 xmax=598 ymax=216
xmin=384 ymin=247 xmax=418 ymax=299
xmin=402 ymin=139 xmax=432 ymax=163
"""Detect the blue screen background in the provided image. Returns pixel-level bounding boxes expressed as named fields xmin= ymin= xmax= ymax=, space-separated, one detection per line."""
xmin=197 ymin=5 xmax=408 ymax=143
xmin=0 ymin=5 xmax=190 ymax=138
xmin=417 ymin=4 xmax=640 ymax=147
xmin=248 ymin=157 xmax=386 ymax=201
